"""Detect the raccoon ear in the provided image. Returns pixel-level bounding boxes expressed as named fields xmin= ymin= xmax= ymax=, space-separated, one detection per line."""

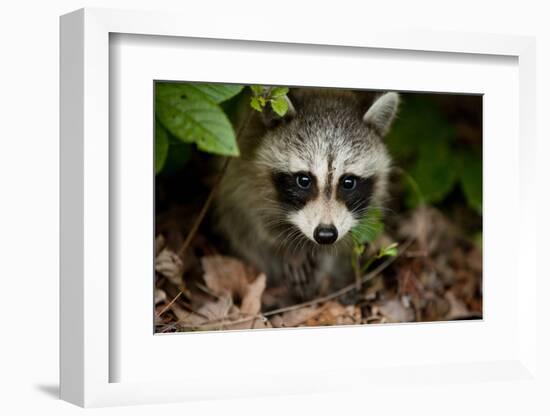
xmin=261 ymin=96 xmax=296 ymax=128
xmin=363 ymin=92 xmax=399 ymax=136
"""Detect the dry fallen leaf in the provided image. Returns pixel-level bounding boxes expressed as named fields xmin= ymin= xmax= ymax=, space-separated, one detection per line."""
xmin=154 ymin=288 xmax=167 ymax=305
xmin=377 ymin=298 xmax=415 ymax=323
xmin=240 ymin=273 xmax=266 ymax=316
xmin=201 ymin=255 xmax=266 ymax=316
xmin=275 ymin=305 xmax=324 ymax=327
xmin=156 ymin=255 xmax=270 ymax=331
xmin=197 ymin=294 xmax=234 ymax=321
xmin=445 ymin=291 xmax=471 ymax=320
xmin=172 ymin=294 xmax=237 ymax=329
xmin=399 ymin=206 xmax=456 ymax=254
xmin=304 ymin=301 xmax=360 ymax=326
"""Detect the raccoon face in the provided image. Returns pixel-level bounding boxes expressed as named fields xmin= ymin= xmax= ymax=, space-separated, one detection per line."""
xmin=271 ymin=164 xmax=378 ymax=245
xmin=258 ymin=90 xmax=399 ymax=246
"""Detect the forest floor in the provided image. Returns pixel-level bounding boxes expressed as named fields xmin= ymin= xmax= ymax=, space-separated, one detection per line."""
xmin=154 ymin=203 xmax=482 ymax=333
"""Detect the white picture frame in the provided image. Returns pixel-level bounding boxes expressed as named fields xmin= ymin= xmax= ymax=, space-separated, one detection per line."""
xmin=60 ymin=7 xmax=539 ymax=408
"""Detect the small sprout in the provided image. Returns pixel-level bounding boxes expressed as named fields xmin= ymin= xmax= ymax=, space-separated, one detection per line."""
xmin=250 ymin=96 xmax=263 ymax=112
xmin=270 ymin=87 xmax=289 ymax=98
xmin=379 ymin=242 xmax=399 ymax=258
xmin=249 ymin=85 xmax=290 ymax=116
xmin=353 ymin=244 xmax=365 ymax=256
xmin=351 ymin=207 xmax=384 ymax=245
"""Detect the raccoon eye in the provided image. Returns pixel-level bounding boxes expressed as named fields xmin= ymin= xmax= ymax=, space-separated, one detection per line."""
xmin=341 ymin=175 xmax=357 ymax=190
xmin=295 ymin=173 xmax=312 ymax=189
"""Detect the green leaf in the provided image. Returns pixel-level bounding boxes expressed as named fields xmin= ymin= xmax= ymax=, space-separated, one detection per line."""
xmin=351 ymin=208 xmax=384 ymax=245
xmin=270 ymin=97 xmax=289 ymax=117
xmin=409 ymin=138 xmax=457 ymax=204
xmin=385 ymin=95 xmax=460 ymax=206
xmin=156 ymin=82 xmax=243 ymax=104
xmin=156 ymin=92 xmax=239 ymax=157
xmin=460 ymin=152 xmax=482 ymax=214
xmin=354 ymin=244 xmax=365 ymax=256
xmin=155 ymin=121 xmax=170 ymax=174
xmin=250 ymin=96 xmax=264 ymax=112
xmin=270 ymin=87 xmax=289 ymax=98
xmin=385 ymin=96 xmax=446 ymax=160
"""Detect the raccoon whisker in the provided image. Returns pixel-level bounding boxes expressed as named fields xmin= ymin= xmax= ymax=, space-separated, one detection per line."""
xmin=352 ymin=204 xmax=394 ymax=218
xmin=262 ymin=219 xmax=290 ymax=229
xmin=295 ymin=234 xmax=313 ymax=255
xmin=284 ymin=237 xmax=303 ymax=256
xmin=340 ymin=237 xmax=354 ymax=251
xmin=283 ymin=229 xmax=302 ymax=247
xmin=270 ymin=227 xmax=297 ymax=247
xmin=288 ymin=229 xmax=313 ymax=255
xmin=273 ymin=227 xmax=305 ymax=254
xmin=354 ymin=220 xmax=379 ymax=229
xmin=286 ymin=230 xmax=306 ymax=254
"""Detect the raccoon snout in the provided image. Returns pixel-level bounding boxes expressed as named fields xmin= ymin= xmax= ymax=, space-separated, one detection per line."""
xmin=313 ymin=224 xmax=338 ymax=245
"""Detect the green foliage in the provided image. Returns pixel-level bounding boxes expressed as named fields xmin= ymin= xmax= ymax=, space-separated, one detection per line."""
xmin=386 ymin=96 xmax=482 ymax=213
xmin=361 ymin=242 xmax=399 ymax=274
xmin=270 ymin=97 xmax=289 ymax=116
xmin=378 ymin=242 xmax=398 ymax=258
xmin=250 ymin=95 xmax=266 ymax=112
xmin=249 ymin=85 xmax=290 ymax=116
xmin=410 ymin=137 xmax=457 ymax=204
xmin=158 ymin=83 xmax=244 ymax=105
xmin=459 ymin=151 xmax=483 ymax=214
xmin=350 ymin=208 xmax=395 ymax=277
xmin=351 ymin=207 xmax=384 ymax=246
xmin=155 ymin=83 xmax=244 ymax=166
xmin=351 ymin=237 xmax=399 ymax=280
xmin=154 ymin=83 xmax=293 ymax=176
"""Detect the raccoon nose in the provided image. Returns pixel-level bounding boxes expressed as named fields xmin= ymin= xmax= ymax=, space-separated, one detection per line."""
xmin=314 ymin=224 xmax=338 ymax=245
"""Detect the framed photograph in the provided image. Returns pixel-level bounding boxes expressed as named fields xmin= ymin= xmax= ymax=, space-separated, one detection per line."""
xmin=152 ymin=83 xmax=484 ymax=333
xmin=60 ymin=7 xmax=538 ymax=408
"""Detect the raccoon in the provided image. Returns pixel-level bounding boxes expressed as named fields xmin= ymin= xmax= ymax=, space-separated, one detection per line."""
xmin=214 ymin=88 xmax=399 ymax=301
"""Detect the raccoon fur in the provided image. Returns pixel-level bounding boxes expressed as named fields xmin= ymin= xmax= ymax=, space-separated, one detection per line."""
xmin=214 ymin=88 xmax=399 ymax=302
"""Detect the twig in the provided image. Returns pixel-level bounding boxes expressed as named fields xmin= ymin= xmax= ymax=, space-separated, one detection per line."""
xmin=264 ymin=238 xmax=413 ymax=317
xmin=179 ymin=238 xmax=414 ymax=330
xmin=156 ymin=290 xmax=184 ymax=317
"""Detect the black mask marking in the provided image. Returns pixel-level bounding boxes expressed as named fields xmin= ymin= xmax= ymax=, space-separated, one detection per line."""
xmin=336 ymin=175 xmax=376 ymax=217
xmin=272 ymin=171 xmax=319 ymax=210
